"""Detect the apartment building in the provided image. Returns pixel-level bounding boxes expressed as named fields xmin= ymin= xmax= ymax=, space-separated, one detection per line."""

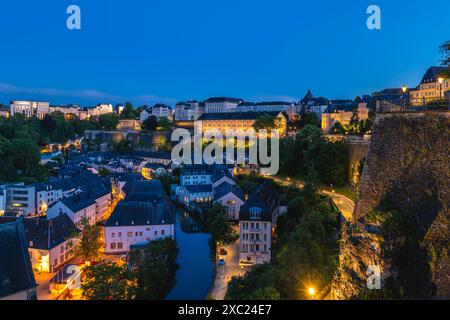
xmin=10 ymin=101 xmax=50 ymax=119
xmin=410 ymin=66 xmax=450 ymax=105
xmin=239 ymin=183 xmax=279 ymax=265
xmin=204 ymin=97 xmax=243 ymax=113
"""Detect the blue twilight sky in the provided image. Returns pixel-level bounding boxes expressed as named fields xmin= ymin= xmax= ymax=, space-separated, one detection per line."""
xmin=0 ymin=0 xmax=449 ymax=107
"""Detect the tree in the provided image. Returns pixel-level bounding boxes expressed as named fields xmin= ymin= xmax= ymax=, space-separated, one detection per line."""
xmin=439 ymin=41 xmax=450 ymax=67
xmin=99 ymin=167 xmax=112 ymax=177
xmin=153 ymin=135 xmax=171 ymax=151
xmin=157 ymin=117 xmax=172 ymax=131
xmin=142 ymin=115 xmax=158 ymax=131
xmin=67 ymin=217 xmax=103 ymax=262
xmin=82 ymin=263 xmax=135 ymax=300
xmin=354 ymin=96 xmax=363 ymax=103
xmin=128 ymin=238 xmax=179 ymax=300
xmin=300 ymin=112 xmax=321 ymax=128
xmin=226 ymin=187 xmax=339 ymax=300
xmin=121 ymin=102 xmax=137 ymax=119
xmin=41 ymin=114 xmax=57 ymax=133
xmin=204 ymin=204 xmax=231 ymax=243
xmin=253 ymin=115 xmax=280 ymax=131
xmin=331 ymin=122 xmax=346 ymax=134
xmin=98 ymin=113 xmax=119 ymax=130
xmin=10 ymin=138 xmax=43 ymax=177
xmin=111 ymin=139 xmax=133 ymax=154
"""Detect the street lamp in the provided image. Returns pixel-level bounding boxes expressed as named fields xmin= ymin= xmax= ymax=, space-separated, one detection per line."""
xmin=438 ymin=77 xmax=444 ymax=99
xmin=402 ymin=85 xmax=407 ymax=109
xmin=308 ymin=287 xmax=316 ymax=300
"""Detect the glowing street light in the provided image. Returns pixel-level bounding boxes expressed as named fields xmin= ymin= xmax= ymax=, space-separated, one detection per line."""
xmin=308 ymin=287 xmax=316 ymax=299
xmin=402 ymin=85 xmax=407 ymax=93
xmin=438 ymin=77 xmax=444 ymax=99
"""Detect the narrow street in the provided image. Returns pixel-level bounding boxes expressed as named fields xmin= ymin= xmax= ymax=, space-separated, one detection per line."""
xmin=269 ymin=176 xmax=355 ymax=221
xmin=209 ymin=226 xmax=250 ymax=300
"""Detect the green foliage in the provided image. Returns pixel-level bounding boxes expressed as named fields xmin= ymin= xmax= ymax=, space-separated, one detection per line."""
xmin=253 ymin=115 xmax=280 ymax=131
xmin=158 ymin=174 xmax=179 ymax=195
xmin=99 ymin=167 xmax=112 ymax=177
xmin=204 ymin=204 xmax=232 ymax=243
xmin=111 ymin=139 xmax=134 ymax=154
xmin=82 ymin=263 xmax=136 ymax=300
xmin=0 ymin=112 xmax=123 ymax=183
xmin=67 ymin=218 xmax=103 ymax=262
xmin=157 ymin=117 xmax=173 ymax=131
xmin=142 ymin=115 xmax=158 ymax=131
xmin=97 ymin=113 xmax=120 ymax=130
xmin=226 ymin=187 xmax=339 ymax=300
xmin=120 ymin=102 xmax=138 ymax=119
xmin=279 ymin=125 xmax=349 ymax=186
xmin=128 ymin=238 xmax=179 ymax=300
xmin=439 ymin=40 xmax=450 ymax=67
xmin=298 ymin=112 xmax=321 ymax=129
xmin=332 ymin=118 xmax=373 ymax=136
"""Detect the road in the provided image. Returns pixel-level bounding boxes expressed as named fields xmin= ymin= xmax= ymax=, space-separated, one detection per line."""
xmin=209 ymin=225 xmax=250 ymax=300
xmin=270 ymin=176 xmax=355 ymax=221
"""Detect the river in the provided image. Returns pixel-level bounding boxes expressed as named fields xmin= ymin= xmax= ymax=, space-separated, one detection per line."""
xmin=166 ymin=208 xmax=214 ymax=300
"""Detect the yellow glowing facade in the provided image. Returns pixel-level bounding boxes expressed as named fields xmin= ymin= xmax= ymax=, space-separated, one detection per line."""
xmin=410 ymin=78 xmax=449 ymax=106
xmin=199 ymin=112 xmax=288 ymax=137
xmin=322 ymin=105 xmax=369 ymax=133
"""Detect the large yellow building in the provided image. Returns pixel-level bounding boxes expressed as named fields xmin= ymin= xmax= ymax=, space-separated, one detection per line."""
xmin=198 ymin=111 xmax=288 ymax=137
xmin=410 ymin=66 xmax=449 ymax=106
xmin=321 ymin=104 xmax=369 ymax=133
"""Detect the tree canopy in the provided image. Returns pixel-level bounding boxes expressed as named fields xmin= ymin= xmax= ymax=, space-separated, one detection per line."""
xmin=226 ymin=185 xmax=339 ymax=300
xmin=278 ymin=125 xmax=349 ymax=186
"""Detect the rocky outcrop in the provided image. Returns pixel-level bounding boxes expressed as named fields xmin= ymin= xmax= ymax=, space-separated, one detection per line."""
xmin=332 ymin=112 xmax=450 ymax=299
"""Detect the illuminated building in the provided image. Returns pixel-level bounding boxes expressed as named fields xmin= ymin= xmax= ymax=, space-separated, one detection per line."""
xmin=410 ymin=66 xmax=449 ymax=105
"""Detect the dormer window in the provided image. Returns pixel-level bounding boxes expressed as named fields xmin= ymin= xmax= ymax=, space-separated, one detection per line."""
xmin=249 ymin=207 xmax=262 ymax=220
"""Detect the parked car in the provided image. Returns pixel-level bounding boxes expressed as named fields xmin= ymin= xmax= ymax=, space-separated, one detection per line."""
xmin=218 ymin=259 xmax=226 ymax=267
xmin=219 ymin=248 xmax=228 ymax=256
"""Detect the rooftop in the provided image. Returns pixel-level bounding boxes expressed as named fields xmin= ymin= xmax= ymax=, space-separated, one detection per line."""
xmin=0 ymin=220 xmax=36 ymax=299
xmin=198 ymin=111 xmax=285 ymax=121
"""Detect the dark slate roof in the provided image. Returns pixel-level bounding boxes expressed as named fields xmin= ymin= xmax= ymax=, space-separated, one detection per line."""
xmin=239 ymin=183 xmax=279 ymax=222
xmin=49 ymin=170 xmax=98 ymax=191
xmin=181 ymin=164 xmax=215 ymax=176
xmin=123 ymin=179 xmax=165 ymax=199
xmin=0 ymin=214 xmax=79 ymax=251
xmin=185 ymin=185 xmax=212 ymax=193
xmin=420 ymin=66 xmax=447 ymax=83
xmin=238 ymin=102 xmax=256 ymax=107
xmin=211 ymin=166 xmax=233 ymax=182
xmin=205 ymin=97 xmax=243 ymax=103
xmin=125 ymin=192 xmax=164 ymax=203
xmin=152 ymin=103 xmax=171 ymax=109
xmin=301 ymin=89 xmax=315 ymax=102
xmin=198 ymin=111 xmax=285 ymax=121
xmin=325 ymin=103 xmax=358 ymax=113
xmin=58 ymin=192 xmax=96 ymax=213
xmin=144 ymin=163 xmax=168 ymax=170
xmin=105 ymin=201 xmax=174 ymax=227
xmin=132 ymin=151 xmax=172 ymax=160
xmin=256 ymin=101 xmax=294 ymax=106
xmin=214 ymin=183 xmax=245 ymax=202
xmin=0 ymin=220 xmax=37 ymax=298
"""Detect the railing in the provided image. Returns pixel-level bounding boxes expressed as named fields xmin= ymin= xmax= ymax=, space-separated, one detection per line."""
xmin=377 ymin=98 xmax=449 ymax=113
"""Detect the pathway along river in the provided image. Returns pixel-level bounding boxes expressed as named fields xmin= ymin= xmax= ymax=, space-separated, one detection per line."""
xmin=166 ymin=208 xmax=214 ymax=300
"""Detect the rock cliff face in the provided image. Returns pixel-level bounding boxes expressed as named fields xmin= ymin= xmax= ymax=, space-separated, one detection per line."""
xmin=332 ymin=112 xmax=450 ymax=299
